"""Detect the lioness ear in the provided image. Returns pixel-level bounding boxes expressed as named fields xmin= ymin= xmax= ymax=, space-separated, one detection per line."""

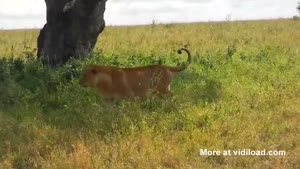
xmin=91 ymin=68 xmax=97 ymax=74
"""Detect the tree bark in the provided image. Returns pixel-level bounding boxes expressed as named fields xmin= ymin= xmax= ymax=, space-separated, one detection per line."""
xmin=37 ymin=0 xmax=107 ymax=66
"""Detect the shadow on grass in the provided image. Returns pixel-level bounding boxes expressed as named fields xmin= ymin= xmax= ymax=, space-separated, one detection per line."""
xmin=174 ymin=71 xmax=222 ymax=105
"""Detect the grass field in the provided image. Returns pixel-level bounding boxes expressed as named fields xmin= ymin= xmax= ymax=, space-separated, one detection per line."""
xmin=0 ymin=19 xmax=299 ymax=168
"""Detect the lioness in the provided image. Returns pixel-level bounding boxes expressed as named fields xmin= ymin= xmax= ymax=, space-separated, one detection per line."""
xmin=79 ymin=47 xmax=191 ymax=100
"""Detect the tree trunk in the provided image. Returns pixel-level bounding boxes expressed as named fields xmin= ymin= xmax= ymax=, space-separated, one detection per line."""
xmin=37 ymin=0 xmax=107 ymax=66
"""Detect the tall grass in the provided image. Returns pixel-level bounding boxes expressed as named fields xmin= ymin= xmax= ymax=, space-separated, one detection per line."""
xmin=0 ymin=19 xmax=299 ymax=168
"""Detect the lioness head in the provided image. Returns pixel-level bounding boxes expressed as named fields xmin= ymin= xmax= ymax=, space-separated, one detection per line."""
xmin=79 ymin=66 xmax=98 ymax=88
xmin=79 ymin=65 xmax=112 ymax=88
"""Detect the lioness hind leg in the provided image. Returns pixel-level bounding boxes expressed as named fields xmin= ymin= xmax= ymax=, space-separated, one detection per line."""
xmin=157 ymin=84 xmax=172 ymax=97
xmin=104 ymin=97 xmax=119 ymax=104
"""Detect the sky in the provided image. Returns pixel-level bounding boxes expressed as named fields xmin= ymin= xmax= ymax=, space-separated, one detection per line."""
xmin=0 ymin=0 xmax=299 ymax=29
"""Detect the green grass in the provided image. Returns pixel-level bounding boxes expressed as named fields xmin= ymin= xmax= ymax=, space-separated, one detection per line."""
xmin=0 ymin=19 xmax=300 ymax=168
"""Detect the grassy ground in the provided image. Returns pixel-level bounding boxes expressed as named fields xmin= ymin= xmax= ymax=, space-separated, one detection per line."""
xmin=0 ymin=19 xmax=299 ymax=168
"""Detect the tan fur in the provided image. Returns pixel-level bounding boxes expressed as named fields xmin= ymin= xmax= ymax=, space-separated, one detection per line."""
xmin=79 ymin=48 xmax=191 ymax=99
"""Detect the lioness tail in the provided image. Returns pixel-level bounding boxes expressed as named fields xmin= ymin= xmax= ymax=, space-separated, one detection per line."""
xmin=169 ymin=47 xmax=191 ymax=72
